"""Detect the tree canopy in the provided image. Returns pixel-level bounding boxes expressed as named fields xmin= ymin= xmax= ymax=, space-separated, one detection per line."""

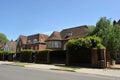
xmin=90 ymin=17 xmax=112 ymax=36
xmin=89 ymin=17 xmax=120 ymax=59
xmin=0 ymin=33 xmax=8 ymax=42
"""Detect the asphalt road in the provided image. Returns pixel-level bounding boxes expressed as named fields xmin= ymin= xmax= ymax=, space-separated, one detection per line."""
xmin=0 ymin=64 xmax=119 ymax=80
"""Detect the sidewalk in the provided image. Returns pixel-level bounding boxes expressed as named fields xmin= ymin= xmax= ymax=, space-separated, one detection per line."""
xmin=109 ymin=64 xmax=120 ymax=69
xmin=76 ymin=68 xmax=120 ymax=77
xmin=0 ymin=61 xmax=120 ymax=77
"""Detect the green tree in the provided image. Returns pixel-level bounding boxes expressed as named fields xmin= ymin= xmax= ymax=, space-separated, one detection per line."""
xmin=100 ymin=26 xmax=120 ymax=59
xmin=90 ymin=17 xmax=112 ymax=36
xmin=86 ymin=26 xmax=95 ymax=36
xmin=89 ymin=17 xmax=120 ymax=60
xmin=0 ymin=33 xmax=8 ymax=42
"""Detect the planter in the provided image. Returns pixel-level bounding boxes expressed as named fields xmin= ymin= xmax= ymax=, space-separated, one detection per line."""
xmin=111 ymin=60 xmax=116 ymax=66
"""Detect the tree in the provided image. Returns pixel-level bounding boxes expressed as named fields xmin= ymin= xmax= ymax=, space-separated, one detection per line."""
xmin=89 ymin=17 xmax=120 ymax=60
xmin=0 ymin=33 xmax=8 ymax=42
xmin=90 ymin=17 xmax=112 ymax=36
xmin=100 ymin=26 xmax=120 ymax=59
xmin=86 ymin=26 xmax=95 ymax=36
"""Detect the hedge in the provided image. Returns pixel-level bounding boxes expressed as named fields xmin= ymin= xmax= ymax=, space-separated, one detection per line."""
xmin=20 ymin=50 xmax=34 ymax=62
xmin=20 ymin=49 xmax=52 ymax=63
xmin=34 ymin=49 xmax=52 ymax=63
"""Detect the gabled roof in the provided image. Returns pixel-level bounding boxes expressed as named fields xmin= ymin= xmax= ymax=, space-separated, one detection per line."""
xmin=19 ymin=35 xmax=27 ymax=44
xmin=47 ymin=31 xmax=61 ymax=41
xmin=38 ymin=34 xmax=49 ymax=42
xmin=27 ymin=33 xmax=49 ymax=43
xmin=60 ymin=25 xmax=89 ymax=40
xmin=47 ymin=25 xmax=89 ymax=41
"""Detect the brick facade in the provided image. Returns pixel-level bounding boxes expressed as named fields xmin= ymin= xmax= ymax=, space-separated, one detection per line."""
xmin=16 ymin=34 xmax=48 ymax=53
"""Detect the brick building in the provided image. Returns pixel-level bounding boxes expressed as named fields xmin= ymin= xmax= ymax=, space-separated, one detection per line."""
xmin=46 ymin=25 xmax=89 ymax=50
xmin=16 ymin=34 xmax=48 ymax=53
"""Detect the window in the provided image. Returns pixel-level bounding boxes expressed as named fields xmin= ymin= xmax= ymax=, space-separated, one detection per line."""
xmin=33 ymin=39 xmax=37 ymax=43
xmin=28 ymin=40 xmax=31 ymax=43
xmin=46 ymin=41 xmax=62 ymax=48
xmin=66 ymin=32 xmax=72 ymax=37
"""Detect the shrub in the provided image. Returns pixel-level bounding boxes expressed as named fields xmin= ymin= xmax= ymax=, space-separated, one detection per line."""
xmin=0 ymin=50 xmax=9 ymax=54
xmin=97 ymin=43 xmax=106 ymax=49
xmin=67 ymin=36 xmax=103 ymax=50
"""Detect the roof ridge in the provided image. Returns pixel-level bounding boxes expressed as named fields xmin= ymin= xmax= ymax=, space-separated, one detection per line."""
xmin=61 ymin=25 xmax=88 ymax=31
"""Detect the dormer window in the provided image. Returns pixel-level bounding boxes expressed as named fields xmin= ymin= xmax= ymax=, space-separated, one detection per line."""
xmin=66 ymin=32 xmax=72 ymax=37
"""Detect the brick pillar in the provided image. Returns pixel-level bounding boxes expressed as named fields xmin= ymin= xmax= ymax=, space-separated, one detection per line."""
xmin=91 ymin=48 xmax=98 ymax=67
xmin=29 ymin=53 xmax=32 ymax=63
xmin=100 ymin=49 xmax=106 ymax=68
xmin=66 ymin=52 xmax=69 ymax=65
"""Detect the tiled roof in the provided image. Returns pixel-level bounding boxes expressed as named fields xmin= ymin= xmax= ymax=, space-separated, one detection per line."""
xmin=60 ymin=25 xmax=89 ymax=40
xmin=47 ymin=25 xmax=89 ymax=41
xmin=38 ymin=34 xmax=49 ymax=42
xmin=27 ymin=34 xmax=49 ymax=43
xmin=20 ymin=35 xmax=27 ymax=44
xmin=47 ymin=31 xmax=61 ymax=41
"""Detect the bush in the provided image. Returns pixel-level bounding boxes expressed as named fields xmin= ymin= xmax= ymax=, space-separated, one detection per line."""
xmin=67 ymin=36 xmax=103 ymax=50
xmin=97 ymin=43 xmax=106 ymax=49
xmin=0 ymin=50 xmax=9 ymax=54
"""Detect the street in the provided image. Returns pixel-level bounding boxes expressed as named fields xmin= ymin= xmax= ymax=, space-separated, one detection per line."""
xmin=0 ymin=64 xmax=119 ymax=80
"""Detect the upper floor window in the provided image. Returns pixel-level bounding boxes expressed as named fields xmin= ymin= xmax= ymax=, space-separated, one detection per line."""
xmin=33 ymin=39 xmax=38 ymax=43
xmin=66 ymin=32 xmax=72 ymax=37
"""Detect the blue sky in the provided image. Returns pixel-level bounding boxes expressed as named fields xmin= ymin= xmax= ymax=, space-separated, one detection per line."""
xmin=0 ymin=0 xmax=120 ymax=40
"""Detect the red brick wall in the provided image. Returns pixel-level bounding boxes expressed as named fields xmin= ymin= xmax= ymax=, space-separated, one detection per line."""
xmin=39 ymin=44 xmax=46 ymax=50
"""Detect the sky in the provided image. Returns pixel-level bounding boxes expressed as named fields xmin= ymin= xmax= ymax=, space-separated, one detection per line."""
xmin=0 ymin=0 xmax=120 ymax=40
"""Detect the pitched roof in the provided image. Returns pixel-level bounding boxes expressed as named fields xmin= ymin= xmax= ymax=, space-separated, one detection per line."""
xmin=38 ymin=34 xmax=49 ymax=42
xmin=47 ymin=31 xmax=61 ymax=41
xmin=20 ymin=35 xmax=27 ymax=44
xmin=60 ymin=25 xmax=89 ymax=40
xmin=27 ymin=33 xmax=49 ymax=43
xmin=6 ymin=41 xmax=17 ymax=53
